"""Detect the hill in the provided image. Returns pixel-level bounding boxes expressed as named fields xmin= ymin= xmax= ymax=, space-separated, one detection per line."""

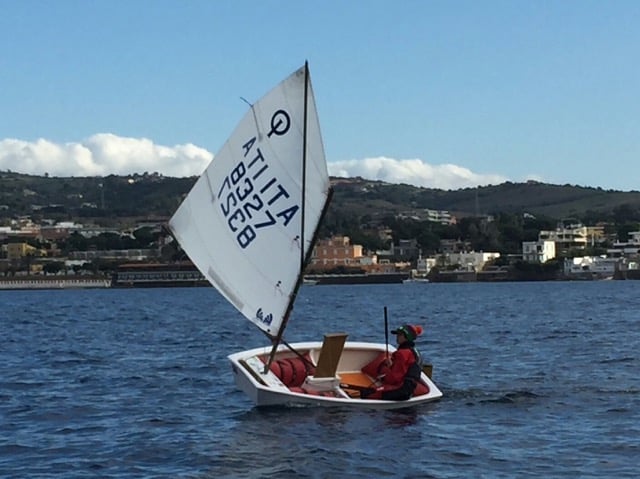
xmin=2 ymin=171 xmax=640 ymax=226
xmin=331 ymin=178 xmax=640 ymax=220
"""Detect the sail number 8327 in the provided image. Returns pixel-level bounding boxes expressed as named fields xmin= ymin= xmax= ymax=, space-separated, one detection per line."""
xmin=217 ymin=142 xmax=299 ymax=249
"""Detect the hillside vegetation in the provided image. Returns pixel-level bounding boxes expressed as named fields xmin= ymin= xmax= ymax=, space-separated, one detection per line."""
xmin=2 ymin=172 xmax=640 ymax=227
xmin=330 ymin=178 xmax=640 ymax=220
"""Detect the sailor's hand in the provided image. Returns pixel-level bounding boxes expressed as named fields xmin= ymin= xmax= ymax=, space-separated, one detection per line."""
xmin=383 ymin=358 xmax=392 ymax=367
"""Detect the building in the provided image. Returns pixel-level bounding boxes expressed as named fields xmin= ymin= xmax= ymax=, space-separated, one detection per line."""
xmin=424 ymin=209 xmax=456 ymax=225
xmin=415 ymin=254 xmax=436 ymax=276
xmin=309 ymin=236 xmax=370 ymax=270
xmin=39 ymin=222 xmax=81 ymax=241
xmin=586 ymin=225 xmax=607 ymax=245
xmin=7 ymin=242 xmax=47 ymax=261
xmin=563 ymin=256 xmax=619 ymax=279
xmin=444 ymin=251 xmax=501 ymax=272
xmin=522 ymin=240 xmax=556 ymax=263
xmin=392 ymin=239 xmax=419 ymax=261
xmin=607 ymin=231 xmax=640 ymax=258
xmin=397 ymin=208 xmax=456 ymax=225
xmin=439 ymin=239 xmax=472 ymax=254
xmin=538 ymin=223 xmax=589 ymax=253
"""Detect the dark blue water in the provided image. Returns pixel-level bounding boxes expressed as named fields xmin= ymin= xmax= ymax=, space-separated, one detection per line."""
xmin=2 ymin=281 xmax=639 ymax=478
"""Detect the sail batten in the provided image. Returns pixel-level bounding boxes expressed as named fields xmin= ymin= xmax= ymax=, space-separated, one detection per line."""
xmin=169 ymin=64 xmax=329 ymax=336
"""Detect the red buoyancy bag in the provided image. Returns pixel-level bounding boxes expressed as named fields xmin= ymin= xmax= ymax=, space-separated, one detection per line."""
xmin=267 ymin=354 xmax=316 ymax=388
xmin=361 ymin=352 xmax=388 ymax=378
xmin=277 ymin=358 xmax=295 ymax=386
xmin=413 ymin=381 xmax=430 ymax=396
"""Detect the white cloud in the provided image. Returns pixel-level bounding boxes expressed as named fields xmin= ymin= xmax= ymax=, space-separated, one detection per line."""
xmin=0 ymin=135 xmax=516 ymax=190
xmin=328 ymin=156 xmax=509 ymax=190
xmin=0 ymin=134 xmax=212 ymax=177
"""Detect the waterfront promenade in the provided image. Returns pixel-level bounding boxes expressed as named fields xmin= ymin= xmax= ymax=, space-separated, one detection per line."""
xmin=0 ymin=277 xmax=111 ymax=290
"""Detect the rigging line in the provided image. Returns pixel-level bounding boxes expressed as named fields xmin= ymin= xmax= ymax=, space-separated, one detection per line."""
xmin=258 ymin=332 xmax=316 ymax=370
xmin=280 ymin=338 xmax=316 ymax=368
xmin=240 ymin=96 xmax=263 ymax=140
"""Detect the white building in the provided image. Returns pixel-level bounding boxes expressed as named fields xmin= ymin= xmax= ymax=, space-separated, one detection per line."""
xmin=539 ymin=224 xmax=588 ymax=253
xmin=563 ymin=256 xmax=618 ymax=278
xmin=445 ymin=251 xmax=500 ymax=271
xmin=522 ymin=240 xmax=556 ymax=263
xmin=416 ymin=254 xmax=436 ymax=276
xmin=607 ymin=231 xmax=640 ymax=258
xmin=424 ymin=208 xmax=455 ymax=225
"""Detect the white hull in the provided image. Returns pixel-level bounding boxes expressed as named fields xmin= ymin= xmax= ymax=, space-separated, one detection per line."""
xmin=228 ymin=341 xmax=443 ymax=410
xmin=403 ymin=278 xmax=430 ymax=284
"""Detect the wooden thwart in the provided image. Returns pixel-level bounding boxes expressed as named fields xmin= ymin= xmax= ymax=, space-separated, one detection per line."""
xmin=314 ymin=333 xmax=348 ymax=377
xmin=339 ymin=371 xmax=376 ymax=388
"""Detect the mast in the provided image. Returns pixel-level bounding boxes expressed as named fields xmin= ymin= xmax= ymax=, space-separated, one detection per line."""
xmin=264 ymin=61 xmax=311 ymax=372
xmin=300 ymin=60 xmax=309 ymax=285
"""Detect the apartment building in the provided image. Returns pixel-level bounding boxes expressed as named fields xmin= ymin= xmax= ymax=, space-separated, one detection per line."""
xmin=309 ymin=235 xmax=370 ymax=270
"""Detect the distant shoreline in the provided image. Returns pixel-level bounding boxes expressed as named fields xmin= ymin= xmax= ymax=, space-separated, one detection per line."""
xmin=2 ymin=270 xmax=638 ymax=291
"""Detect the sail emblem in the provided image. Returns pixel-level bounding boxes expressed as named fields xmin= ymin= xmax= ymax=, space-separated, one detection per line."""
xmin=267 ymin=109 xmax=291 ymax=137
xmin=256 ymin=308 xmax=273 ymax=326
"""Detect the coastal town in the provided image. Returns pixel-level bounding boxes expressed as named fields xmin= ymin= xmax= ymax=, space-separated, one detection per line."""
xmin=1 ymin=210 xmax=639 ymax=290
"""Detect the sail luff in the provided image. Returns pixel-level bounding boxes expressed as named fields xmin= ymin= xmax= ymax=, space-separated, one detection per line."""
xmin=265 ymin=61 xmax=311 ymax=371
xmin=300 ymin=60 xmax=309 ymax=293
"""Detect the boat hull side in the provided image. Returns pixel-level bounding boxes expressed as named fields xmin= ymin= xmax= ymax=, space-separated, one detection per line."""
xmin=228 ymin=342 xmax=443 ymax=410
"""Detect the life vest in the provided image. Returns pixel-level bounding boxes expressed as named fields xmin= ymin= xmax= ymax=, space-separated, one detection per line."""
xmin=405 ymin=346 xmax=422 ymax=387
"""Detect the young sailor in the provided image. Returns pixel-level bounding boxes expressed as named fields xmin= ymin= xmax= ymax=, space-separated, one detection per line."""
xmin=362 ymin=324 xmax=424 ymax=400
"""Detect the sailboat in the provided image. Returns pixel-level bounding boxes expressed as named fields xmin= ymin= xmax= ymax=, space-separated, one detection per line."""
xmin=169 ymin=63 xmax=442 ymax=409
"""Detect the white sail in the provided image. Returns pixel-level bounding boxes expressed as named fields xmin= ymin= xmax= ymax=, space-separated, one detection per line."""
xmin=169 ymin=64 xmax=330 ymax=336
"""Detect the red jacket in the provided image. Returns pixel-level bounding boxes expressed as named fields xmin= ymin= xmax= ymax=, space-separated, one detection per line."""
xmin=378 ymin=345 xmax=418 ymax=390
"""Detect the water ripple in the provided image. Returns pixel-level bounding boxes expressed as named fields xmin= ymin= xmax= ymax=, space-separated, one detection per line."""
xmin=1 ymin=283 xmax=639 ymax=478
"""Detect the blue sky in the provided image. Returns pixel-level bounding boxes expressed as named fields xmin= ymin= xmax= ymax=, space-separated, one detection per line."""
xmin=1 ymin=1 xmax=639 ymax=191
